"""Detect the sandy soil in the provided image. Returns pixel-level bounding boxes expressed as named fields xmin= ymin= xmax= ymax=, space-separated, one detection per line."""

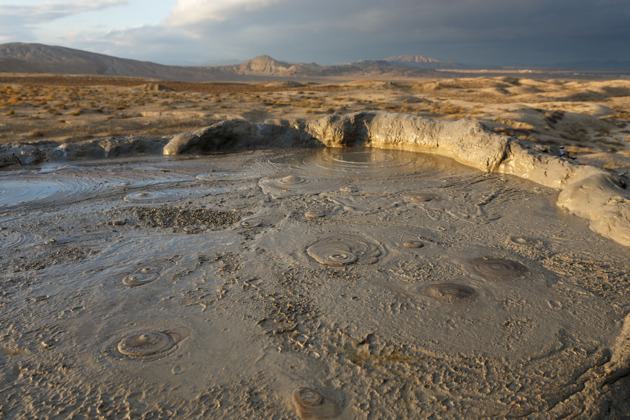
xmin=1 ymin=73 xmax=629 ymax=169
xmin=1 ymin=73 xmax=630 ymax=418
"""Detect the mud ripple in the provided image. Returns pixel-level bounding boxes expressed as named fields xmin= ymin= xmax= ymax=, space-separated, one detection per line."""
xmin=423 ymin=283 xmax=477 ymax=303
xmin=291 ymin=387 xmax=339 ymax=420
xmin=0 ymin=178 xmax=107 ymax=209
xmin=306 ymin=234 xmax=382 ymax=266
xmin=258 ymin=174 xmax=340 ymax=196
xmin=469 ymin=257 xmax=529 ymax=280
xmin=123 ymin=188 xmax=224 ymax=203
xmin=330 ymin=150 xmax=399 ymax=168
xmin=117 ymin=331 xmax=176 ymax=358
xmin=122 ymin=259 xmax=176 ymax=287
xmin=301 ymin=148 xmax=419 ymax=177
xmin=196 ymin=171 xmax=258 ymax=181
xmin=0 ymin=230 xmax=40 ymax=249
xmin=324 ymin=193 xmax=405 ymax=214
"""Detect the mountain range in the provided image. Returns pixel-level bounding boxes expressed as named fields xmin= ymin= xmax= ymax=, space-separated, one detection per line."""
xmin=0 ymin=43 xmax=458 ymax=81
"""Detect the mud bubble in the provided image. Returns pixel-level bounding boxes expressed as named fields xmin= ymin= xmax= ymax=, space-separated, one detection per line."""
xmin=117 ymin=331 xmax=176 ymax=358
xmin=409 ymin=193 xmax=439 ymax=203
xmin=469 ymin=256 xmax=528 ymax=280
xmin=423 ymin=283 xmax=477 ymax=303
xmin=403 ymin=240 xmax=424 ymax=249
xmin=291 ymin=387 xmax=339 ymax=420
xmin=240 ymin=219 xmax=262 ymax=228
xmin=510 ymin=236 xmax=538 ymax=246
xmin=258 ymin=174 xmax=340 ymax=196
xmin=306 ymin=234 xmax=382 ymax=266
xmin=261 ymin=174 xmax=310 ymax=191
xmin=305 ymin=210 xmax=326 ymax=219
xmin=122 ymin=259 xmax=177 ymax=287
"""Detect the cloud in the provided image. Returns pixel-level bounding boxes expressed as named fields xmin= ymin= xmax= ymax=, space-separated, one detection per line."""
xmin=0 ymin=0 xmax=127 ymax=25
xmin=165 ymin=0 xmax=287 ymax=25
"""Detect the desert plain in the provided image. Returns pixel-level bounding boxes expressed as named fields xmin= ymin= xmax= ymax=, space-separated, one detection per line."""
xmin=1 ymin=72 xmax=630 ymax=418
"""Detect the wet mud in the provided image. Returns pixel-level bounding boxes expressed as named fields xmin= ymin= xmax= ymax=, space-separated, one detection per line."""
xmin=1 ymin=148 xmax=629 ymax=418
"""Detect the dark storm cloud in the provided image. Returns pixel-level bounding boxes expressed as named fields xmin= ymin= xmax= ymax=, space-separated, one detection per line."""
xmin=8 ymin=0 xmax=628 ymax=66
xmin=154 ymin=0 xmax=630 ymax=65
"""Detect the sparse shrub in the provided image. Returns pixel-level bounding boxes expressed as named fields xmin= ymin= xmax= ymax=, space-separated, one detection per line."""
xmin=29 ymin=129 xmax=44 ymax=137
xmin=603 ymin=160 xmax=618 ymax=170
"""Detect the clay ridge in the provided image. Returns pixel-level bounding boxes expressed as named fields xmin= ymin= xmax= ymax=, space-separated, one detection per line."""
xmin=163 ymin=111 xmax=630 ymax=247
xmin=2 ymin=111 xmax=628 ymax=247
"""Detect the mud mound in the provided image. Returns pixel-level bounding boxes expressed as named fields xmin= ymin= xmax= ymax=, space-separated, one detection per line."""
xmin=2 ymin=111 xmax=629 ymax=247
xmin=161 ymin=112 xmax=630 ymax=247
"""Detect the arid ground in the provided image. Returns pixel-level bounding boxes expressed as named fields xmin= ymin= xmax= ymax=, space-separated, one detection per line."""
xmin=1 ymin=73 xmax=629 ymax=170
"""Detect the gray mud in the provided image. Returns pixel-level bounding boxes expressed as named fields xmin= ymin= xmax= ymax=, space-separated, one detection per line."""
xmin=1 ymin=148 xmax=629 ymax=418
xmin=4 ymin=111 xmax=628 ymax=247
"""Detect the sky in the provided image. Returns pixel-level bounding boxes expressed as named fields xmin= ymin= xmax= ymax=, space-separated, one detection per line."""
xmin=0 ymin=0 xmax=629 ymax=67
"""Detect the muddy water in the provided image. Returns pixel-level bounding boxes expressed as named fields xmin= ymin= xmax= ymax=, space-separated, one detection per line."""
xmin=1 ymin=148 xmax=628 ymax=418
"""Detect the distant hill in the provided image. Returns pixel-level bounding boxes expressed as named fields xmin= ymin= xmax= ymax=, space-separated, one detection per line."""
xmin=0 ymin=43 xmax=227 ymax=81
xmin=383 ymin=55 xmax=461 ymax=69
xmin=0 ymin=43 xmax=446 ymax=81
xmin=550 ymin=60 xmax=630 ymax=72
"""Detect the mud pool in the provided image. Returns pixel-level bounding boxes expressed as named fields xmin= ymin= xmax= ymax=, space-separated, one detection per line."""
xmin=1 ymin=147 xmax=629 ymax=418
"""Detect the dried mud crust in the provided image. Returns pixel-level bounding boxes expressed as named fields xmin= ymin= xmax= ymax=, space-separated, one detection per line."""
xmin=113 ymin=205 xmax=240 ymax=231
xmin=1 ymin=150 xmax=630 ymax=419
xmin=223 ymin=260 xmax=630 ymax=419
xmin=0 ymin=243 xmax=98 ymax=273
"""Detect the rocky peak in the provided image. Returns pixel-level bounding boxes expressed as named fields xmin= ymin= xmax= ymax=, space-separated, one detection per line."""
xmin=238 ymin=55 xmax=292 ymax=74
